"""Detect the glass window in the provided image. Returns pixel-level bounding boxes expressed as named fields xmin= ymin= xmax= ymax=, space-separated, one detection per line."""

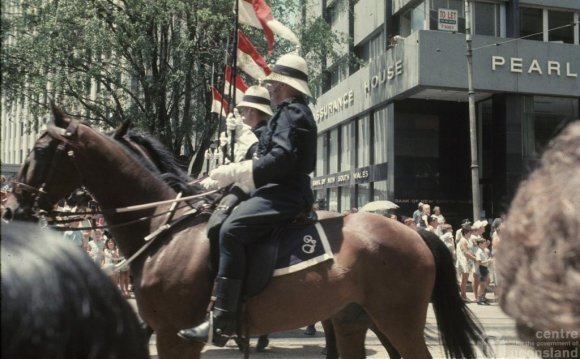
xmin=340 ymin=186 xmax=351 ymax=213
xmin=374 ymin=180 xmax=388 ymax=201
xmin=316 ymin=134 xmax=327 ymax=176
xmin=412 ymin=1 xmax=426 ymax=32
xmin=329 ymin=128 xmax=339 ymax=174
xmin=374 ymin=107 xmax=388 ymax=164
xmin=473 ymin=1 xmax=500 ymax=36
xmin=357 ymin=115 xmax=370 ymax=167
xmin=357 ymin=183 xmax=370 ymax=209
xmin=548 ymin=10 xmax=574 ymax=44
xmin=329 ymin=187 xmax=338 ymax=212
xmin=353 ymin=31 xmax=386 ymax=68
xmin=369 ymin=31 xmax=386 ymax=59
xmin=340 ymin=122 xmax=353 ymax=171
xmin=520 ymin=7 xmax=543 ymax=41
xmin=330 ymin=61 xmax=348 ymax=88
xmin=532 ymin=96 xmax=579 ymax=155
xmin=399 ymin=1 xmax=426 ymax=36
xmin=430 ymin=0 xmax=466 ymax=32
xmin=354 ymin=42 xmax=369 ymax=63
xmin=394 ymin=102 xmax=442 ymax=200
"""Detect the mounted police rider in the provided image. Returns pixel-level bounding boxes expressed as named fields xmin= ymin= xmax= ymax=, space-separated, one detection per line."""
xmin=178 ymin=53 xmax=317 ymax=346
xmin=237 ymin=85 xmax=273 ymax=159
xmin=219 ymin=85 xmax=274 ymax=164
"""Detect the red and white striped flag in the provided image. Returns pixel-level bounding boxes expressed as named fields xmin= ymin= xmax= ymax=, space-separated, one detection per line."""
xmin=210 ymin=86 xmax=230 ymax=117
xmin=237 ymin=31 xmax=271 ymax=80
xmin=224 ymin=66 xmax=248 ymax=104
xmin=238 ymin=0 xmax=300 ymax=53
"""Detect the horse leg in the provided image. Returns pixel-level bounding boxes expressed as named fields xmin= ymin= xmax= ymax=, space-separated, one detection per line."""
xmin=370 ymin=323 xmax=401 ymax=359
xmin=321 ymin=319 xmax=339 ymax=359
xmin=330 ymin=304 xmax=371 ymax=359
xmin=332 ymin=319 xmax=368 ymax=359
xmin=156 ymin=329 xmax=204 ymax=359
xmin=365 ymin=299 xmax=432 ymax=359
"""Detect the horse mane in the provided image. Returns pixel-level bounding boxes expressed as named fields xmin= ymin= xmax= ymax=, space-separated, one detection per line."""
xmin=110 ymin=129 xmax=204 ymax=196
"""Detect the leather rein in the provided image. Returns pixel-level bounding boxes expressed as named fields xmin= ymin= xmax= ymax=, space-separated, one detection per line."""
xmin=11 ymin=120 xmax=219 ymax=231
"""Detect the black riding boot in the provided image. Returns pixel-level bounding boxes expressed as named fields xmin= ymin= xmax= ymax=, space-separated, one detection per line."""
xmin=178 ymin=277 xmax=243 ymax=346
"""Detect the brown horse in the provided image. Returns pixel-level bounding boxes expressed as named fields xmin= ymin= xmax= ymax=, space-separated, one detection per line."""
xmin=109 ymin=123 xmax=400 ymax=358
xmin=3 ymin=107 xmax=488 ymax=359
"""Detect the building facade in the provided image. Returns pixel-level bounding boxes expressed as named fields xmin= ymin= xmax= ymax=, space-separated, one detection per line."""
xmin=309 ymin=0 xmax=579 ymax=224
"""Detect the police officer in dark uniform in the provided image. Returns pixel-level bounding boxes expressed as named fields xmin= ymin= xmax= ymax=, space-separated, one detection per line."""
xmin=178 ymin=53 xmax=317 ymax=346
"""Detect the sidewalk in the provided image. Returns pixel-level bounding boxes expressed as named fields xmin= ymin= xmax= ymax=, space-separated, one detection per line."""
xmin=132 ymin=299 xmax=540 ymax=359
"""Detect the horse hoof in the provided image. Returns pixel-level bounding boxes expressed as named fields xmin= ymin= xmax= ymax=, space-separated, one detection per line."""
xmin=213 ymin=334 xmax=230 ymax=347
xmin=234 ymin=337 xmax=247 ymax=352
xmin=256 ymin=337 xmax=269 ymax=352
xmin=304 ymin=326 xmax=316 ymax=336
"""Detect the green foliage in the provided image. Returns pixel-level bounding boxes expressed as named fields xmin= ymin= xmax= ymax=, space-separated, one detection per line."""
xmin=2 ymin=0 xmax=346 ymax=165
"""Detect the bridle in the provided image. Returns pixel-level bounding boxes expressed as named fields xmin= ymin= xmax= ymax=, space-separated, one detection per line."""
xmin=11 ymin=121 xmax=80 ymax=219
xmin=9 ymin=119 xmax=222 ymax=229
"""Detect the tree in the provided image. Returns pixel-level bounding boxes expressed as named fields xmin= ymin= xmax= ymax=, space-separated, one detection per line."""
xmin=2 ymin=0 xmax=348 ymax=176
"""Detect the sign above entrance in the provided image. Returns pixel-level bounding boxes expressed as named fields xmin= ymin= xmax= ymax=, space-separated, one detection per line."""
xmin=438 ymin=8 xmax=458 ymax=32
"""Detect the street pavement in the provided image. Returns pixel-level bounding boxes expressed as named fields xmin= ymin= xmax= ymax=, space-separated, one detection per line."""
xmin=129 ymin=296 xmax=540 ymax=358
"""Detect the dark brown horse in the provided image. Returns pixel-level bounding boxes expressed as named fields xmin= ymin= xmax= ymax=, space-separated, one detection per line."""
xmin=3 ymin=107 xmax=488 ymax=359
xmin=109 ymin=124 xmax=398 ymax=358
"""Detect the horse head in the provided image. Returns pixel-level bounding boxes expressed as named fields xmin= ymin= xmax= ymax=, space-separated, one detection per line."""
xmin=3 ymin=106 xmax=83 ymax=222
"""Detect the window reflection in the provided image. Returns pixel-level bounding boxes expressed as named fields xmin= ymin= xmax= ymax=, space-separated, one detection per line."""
xmin=329 ymin=128 xmax=339 ymax=174
xmin=340 ymin=186 xmax=351 ymax=213
xmin=316 ymin=135 xmax=326 ymax=176
xmin=520 ymin=7 xmax=543 ymax=41
xmin=357 ymin=115 xmax=370 ymax=167
xmin=532 ymin=96 xmax=579 ymax=154
xmin=474 ymin=1 xmax=500 ymax=36
xmin=400 ymin=1 xmax=426 ymax=36
xmin=357 ymin=183 xmax=370 ymax=209
xmin=548 ymin=10 xmax=574 ymax=44
xmin=374 ymin=180 xmax=388 ymax=201
xmin=374 ymin=107 xmax=388 ymax=164
xmin=340 ymin=123 xmax=353 ymax=171
xmin=329 ymin=187 xmax=338 ymax=212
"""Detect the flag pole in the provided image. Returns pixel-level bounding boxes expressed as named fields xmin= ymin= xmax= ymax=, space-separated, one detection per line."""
xmin=218 ymin=34 xmax=232 ymax=164
xmin=230 ymin=0 xmax=240 ymax=163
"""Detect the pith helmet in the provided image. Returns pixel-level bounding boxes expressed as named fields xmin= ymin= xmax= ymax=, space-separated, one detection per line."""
xmin=237 ymin=86 xmax=273 ymax=116
xmin=264 ymin=53 xmax=311 ymax=97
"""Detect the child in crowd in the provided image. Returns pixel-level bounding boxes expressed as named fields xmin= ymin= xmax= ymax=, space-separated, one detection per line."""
xmin=475 ymin=237 xmax=494 ymax=305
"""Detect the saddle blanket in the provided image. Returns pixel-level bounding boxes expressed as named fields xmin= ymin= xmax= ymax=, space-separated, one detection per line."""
xmin=272 ymin=222 xmax=333 ymax=277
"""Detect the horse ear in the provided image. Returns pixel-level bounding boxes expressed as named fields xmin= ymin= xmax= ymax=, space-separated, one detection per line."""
xmin=113 ymin=120 xmax=132 ymax=139
xmin=50 ymin=103 xmax=70 ymax=128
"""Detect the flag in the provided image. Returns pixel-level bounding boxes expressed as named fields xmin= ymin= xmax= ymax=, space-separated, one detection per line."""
xmin=211 ymin=86 xmax=229 ymax=117
xmin=237 ymin=31 xmax=271 ymax=80
xmin=238 ymin=0 xmax=300 ymax=53
xmin=224 ymin=66 xmax=248 ymax=104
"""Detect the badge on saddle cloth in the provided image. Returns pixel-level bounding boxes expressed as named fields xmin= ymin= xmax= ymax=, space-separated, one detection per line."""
xmin=271 ymin=222 xmax=333 ymax=276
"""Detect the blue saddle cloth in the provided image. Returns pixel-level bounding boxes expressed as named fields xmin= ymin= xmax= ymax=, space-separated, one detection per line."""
xmin=241 ymin=221 xmax=333 ymax=297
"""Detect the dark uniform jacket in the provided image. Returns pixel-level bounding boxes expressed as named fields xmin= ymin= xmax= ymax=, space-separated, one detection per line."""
xmin=252 ymin=97 xmax=317 ymax=201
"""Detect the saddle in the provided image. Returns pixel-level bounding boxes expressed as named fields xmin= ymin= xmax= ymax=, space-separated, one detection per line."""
xmin=207 ymin=184 xmax=332 ymax=297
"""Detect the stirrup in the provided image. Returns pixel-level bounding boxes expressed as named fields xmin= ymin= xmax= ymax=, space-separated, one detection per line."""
xmin=207 ymin=311 xmax=234 ymax=347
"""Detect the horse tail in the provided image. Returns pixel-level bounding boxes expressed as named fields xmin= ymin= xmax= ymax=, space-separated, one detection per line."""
xmin=417 ymin=229 xmax=491 ymax=359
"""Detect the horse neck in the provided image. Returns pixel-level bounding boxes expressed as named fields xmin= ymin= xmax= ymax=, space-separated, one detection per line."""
xmin=72 ymin=126 xmax=180 ymax=256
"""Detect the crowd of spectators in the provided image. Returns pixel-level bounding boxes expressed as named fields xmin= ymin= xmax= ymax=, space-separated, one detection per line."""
xmin=393 ymin=202 xmax=503 ymax=305
xmin=54 ymin=194 xmax=132 ymax=298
